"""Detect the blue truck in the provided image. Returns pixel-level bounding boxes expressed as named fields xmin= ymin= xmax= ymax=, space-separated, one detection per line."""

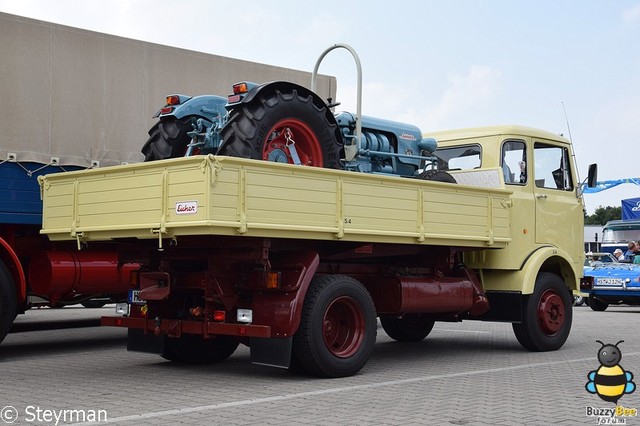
xmin=0 ymin=160 xmax=137 ymax=344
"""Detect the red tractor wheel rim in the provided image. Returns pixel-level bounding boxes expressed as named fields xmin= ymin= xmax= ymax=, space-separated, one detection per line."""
xmin=262 ymin=118 xmax=324 ymax=166
xmin=322 ymin=296 xmax=365 ymax=358
xmin=537 ymin=289 xmax=565 ymax=335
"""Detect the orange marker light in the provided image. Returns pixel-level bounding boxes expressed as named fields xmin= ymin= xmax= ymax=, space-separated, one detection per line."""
xmin=266 ymin=272 xmax=280 ymax=289
xmin=166 ymin=95 xmax=181 ymax=105
xmin=233 ymin=82 xmax=249 ymax=95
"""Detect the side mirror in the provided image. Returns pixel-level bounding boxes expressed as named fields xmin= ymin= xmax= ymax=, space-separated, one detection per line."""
xmin=587 ymin=163 xmax=598 ymax=188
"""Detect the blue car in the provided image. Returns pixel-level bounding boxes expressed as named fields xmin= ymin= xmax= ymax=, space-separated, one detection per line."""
xmin=583 ymin=255 xmax=640 ymax=311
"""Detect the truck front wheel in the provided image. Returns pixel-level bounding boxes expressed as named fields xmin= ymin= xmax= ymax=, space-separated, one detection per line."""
xmin=293 ymin=275 xmax=377 ymax=377
xmin=219 ymin=86 xmax=343 ymax=169
xmin=161 ymin=334 xmax=239 ymax=364
xmin=380 ymin=314 xmax=435 ymax=342
xmin=0 ymin=260 xmax=18 ymax=344
xmin=512 ymin=272 xmax=572 ymax=351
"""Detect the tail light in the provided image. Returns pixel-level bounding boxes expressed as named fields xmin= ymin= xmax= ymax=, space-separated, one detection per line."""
xmin=228 ymin=82 xmax=258 ymax=103
xmin=580 ymin=276 xmax=594 ymax=290
xmin=232 ymin=82 xmax=250 ymax=95
xmin=166 ymin=95 xmax=181 ymax=105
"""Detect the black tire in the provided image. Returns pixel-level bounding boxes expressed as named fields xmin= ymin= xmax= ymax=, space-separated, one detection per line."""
xmin=418 ymin=169 xmax=457 ymax=183
xmin=141 ymin=116 xmax=195 ymax=161
xmin=218 ymin=85 xmax=343 ymax=169
xmin=0 ymin=260 xmax=18 ymax=344
xmin=380 ymin=314 xmax=435 ymax=342
xmin=161 ymin=334 xmax=239 ymax=364
xmin=292 ymin=275 xmax=377 ymax=378
xmin=81 ymin=300 xmax=108 ymax=309
xmin=512 ymin=272 xmax=572 ymax=351
xmin=588 ymin=296 xmax=609 ymax=312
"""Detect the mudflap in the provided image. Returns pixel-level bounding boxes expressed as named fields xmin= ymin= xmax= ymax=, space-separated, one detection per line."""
xmin=127 ymin=329 xmax=164 ymax=354
xmin=250 ymin=337 xmax=292 ymax=369
xmin=472 ymin=291 xmax=523 ymax=322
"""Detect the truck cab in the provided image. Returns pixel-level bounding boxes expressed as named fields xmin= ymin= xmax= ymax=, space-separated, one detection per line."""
xmin=429 ymin=125 xmax=586 ymax=297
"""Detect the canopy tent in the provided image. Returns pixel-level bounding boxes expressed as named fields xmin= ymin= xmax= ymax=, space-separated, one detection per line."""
xmin=581 ymin=177 xmax=640 ymax=194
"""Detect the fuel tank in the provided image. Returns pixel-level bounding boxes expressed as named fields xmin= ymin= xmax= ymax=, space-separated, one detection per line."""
xmin=29 ymin=250 xmax=138 ymax=295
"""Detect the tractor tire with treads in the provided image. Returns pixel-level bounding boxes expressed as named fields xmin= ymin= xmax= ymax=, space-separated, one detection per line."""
xmin=218 ymin=85 xmax=343 ymax=169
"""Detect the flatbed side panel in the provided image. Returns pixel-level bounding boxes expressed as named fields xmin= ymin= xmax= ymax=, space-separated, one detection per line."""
xmin=423 ymin=187 xmax=510 ymax=243
xmin=243 ymin=167 xmax=337 ymax=230
xmin=40 ymin=156 xmax=512 ymax=248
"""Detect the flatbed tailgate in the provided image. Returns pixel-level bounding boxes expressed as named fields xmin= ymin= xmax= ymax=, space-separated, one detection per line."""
xmin=39 ymin=155 xmax=512 ymax=248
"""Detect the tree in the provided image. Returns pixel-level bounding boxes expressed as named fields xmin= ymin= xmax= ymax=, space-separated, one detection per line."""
xmin=585 ymin=206 xmax=621 ymax=225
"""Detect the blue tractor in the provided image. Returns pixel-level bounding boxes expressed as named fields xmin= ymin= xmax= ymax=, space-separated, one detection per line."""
xmin=141 ymin=44 xmax=449 ymax=182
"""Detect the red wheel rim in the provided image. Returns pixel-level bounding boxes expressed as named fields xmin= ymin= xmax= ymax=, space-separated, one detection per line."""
xmin=536 ymin=289 xmax=565 ymax=335
xmin=262 ymin=118 xmax=324 ymax=166
xmin=323 ymin=296 xmax=365 ymax=358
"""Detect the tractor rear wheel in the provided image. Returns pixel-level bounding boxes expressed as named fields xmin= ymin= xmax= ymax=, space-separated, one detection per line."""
xmin=418 ymin=169 xmax=457 ymax=183
xmin=292 ymin=275 xmax=376 ymax=377
xmin=512 ymin=272 xmax=572 ymax=351
xmin=141 ymin=116 xmax=195 ymax=161
xmin=161 ymin=334 xmax=239 ymax=364
xmin=0 ymin=260 xmax=17 ymax=344
xmin=380 ymin=314 xmax=435 ymax=342
xmin=218 ymin=86 xmax=343 ymax=169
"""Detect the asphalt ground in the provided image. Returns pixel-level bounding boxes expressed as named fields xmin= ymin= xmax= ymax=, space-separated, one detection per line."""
xmin=1 ymin=304 xmax=639 ymax=426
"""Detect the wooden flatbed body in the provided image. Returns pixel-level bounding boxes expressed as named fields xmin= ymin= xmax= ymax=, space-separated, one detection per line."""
xmin=39 ymin=155 xmax=511 ymax=249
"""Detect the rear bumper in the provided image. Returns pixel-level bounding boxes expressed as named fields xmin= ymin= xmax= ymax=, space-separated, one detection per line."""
xmin=101 ymin=316 xmax=271 ymax=338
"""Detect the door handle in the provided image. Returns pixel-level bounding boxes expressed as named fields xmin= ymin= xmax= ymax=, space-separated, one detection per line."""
xmin=536 ymin=194 xmax=548 ymax=199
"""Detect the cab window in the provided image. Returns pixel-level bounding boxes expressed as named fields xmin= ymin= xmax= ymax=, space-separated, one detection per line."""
xmin=501 ymin=140 xmax=526 ymax=185
xmin=533 ymin=143 xmax=573 ymax=190
xmin=431 ymin=144 xmax=481 ymax=171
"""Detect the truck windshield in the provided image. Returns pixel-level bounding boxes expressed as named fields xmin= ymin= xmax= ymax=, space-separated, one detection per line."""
xmin=432 ymin=144 xmax=482 ymax=171
xmin=602 ymin=228 xmax=640 ymax=243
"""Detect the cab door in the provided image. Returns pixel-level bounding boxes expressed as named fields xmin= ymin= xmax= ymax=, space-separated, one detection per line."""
xmin=533 ymin=141 xmax=583 ymax=261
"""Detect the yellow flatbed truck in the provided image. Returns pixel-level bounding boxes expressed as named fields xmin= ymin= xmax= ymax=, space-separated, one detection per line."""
xmin=37 ymin=43 xmax=596 ymax=378
xmin=39 ymin=124 xmax=595 ymax=377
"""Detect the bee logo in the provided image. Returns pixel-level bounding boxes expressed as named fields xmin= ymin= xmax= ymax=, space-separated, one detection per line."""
xmin=586 ymin=340 xmax=636 ymax=403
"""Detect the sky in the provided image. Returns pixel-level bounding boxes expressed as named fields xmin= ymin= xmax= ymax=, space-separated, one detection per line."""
xmin=1 ymin=0 xmax=638 ymax=214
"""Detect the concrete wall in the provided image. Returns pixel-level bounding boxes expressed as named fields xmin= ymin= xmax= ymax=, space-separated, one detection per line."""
xmin=0 ymin=12 xmax=336 ymax=167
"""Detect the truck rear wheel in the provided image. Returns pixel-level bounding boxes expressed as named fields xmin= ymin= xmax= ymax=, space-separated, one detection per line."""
xmin=293 ymin=275 xmax=376 ymax=377
xmin=142 ymin=116 xmax=195 ymax=161
xmin=218 ymin=86 xmax=343 ymax=169
xmin=0 ymin=260 xmax=18 ymax=344
xmin=380 ymin=314 xmax=435 ymax=342
xmin=512 ymin=272 xmax=572 ymax=351
xmin=588 ymin=296 xmax=609 ymax=311
xmin=161 ymin=334 xmax=239 ymax=364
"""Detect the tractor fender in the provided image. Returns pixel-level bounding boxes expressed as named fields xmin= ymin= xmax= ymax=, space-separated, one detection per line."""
xmin=235 ymin=81 xmax=340 ymax=132
xmin=518 ymin=245 xmax=579 ymax=295
xmin=164 ymin=95 xmax=228 ymax=122
xmin=0 ymin=237 xmax=26 ymax=303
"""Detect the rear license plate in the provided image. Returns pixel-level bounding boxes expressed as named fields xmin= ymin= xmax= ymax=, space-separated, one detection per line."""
xmin=595 ymin=278 xmax=624 ymax=286
xmin=128 ymin=289 xmax=145 ymax=304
